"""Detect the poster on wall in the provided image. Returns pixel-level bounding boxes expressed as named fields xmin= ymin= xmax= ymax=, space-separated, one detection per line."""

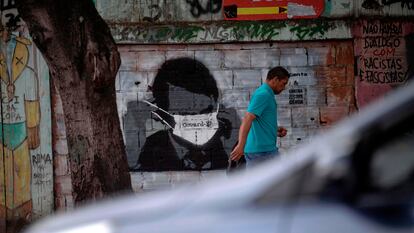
xmin=223 ymin=0 xmax=325 ymax=20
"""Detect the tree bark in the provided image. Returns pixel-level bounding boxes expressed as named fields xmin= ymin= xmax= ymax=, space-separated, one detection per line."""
xmin=16 ymin=0 xmax=132 ymax=203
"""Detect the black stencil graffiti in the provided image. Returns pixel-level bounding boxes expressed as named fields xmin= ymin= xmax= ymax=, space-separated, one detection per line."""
xmin=223 ymin=4 xmax=237 ymax=18
xmin=186 ymin=0 xmax=222 ymax=18
xmin=362 ymin=0 xmax=383 ymax=9
xmin=125 ymin=58 xmax=240 ymax=171
xmin=362 ymin=0 xmax=414 ymax=9
xmin=0 ymin=0 xmax=15 ymax=10
xmin=382 ymin=0 xmax=414 ymax=9
xmin=1 ymin=0 xmax=21 ymax=30
xmin=4 ymin=13 xmax=21 ymax=30
xmin=142 ymin=4 xmax=162 ymax=23
xmin=289 ymin=88 xmax=306 ymax=105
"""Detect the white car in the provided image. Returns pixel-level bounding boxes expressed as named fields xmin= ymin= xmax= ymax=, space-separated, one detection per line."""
xmin=25 ymin=81 xmax=414 ymax=233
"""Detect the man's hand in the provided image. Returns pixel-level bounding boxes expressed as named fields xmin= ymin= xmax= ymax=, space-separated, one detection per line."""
xmin=230 ymin=144 xmax=244 ymax=161
xmin=277 ymin=126 xmax=287 ymax=137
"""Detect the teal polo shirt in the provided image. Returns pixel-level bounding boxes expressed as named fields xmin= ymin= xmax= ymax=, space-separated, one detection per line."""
xmin=245 ymin=83 xmax=277 ymax=153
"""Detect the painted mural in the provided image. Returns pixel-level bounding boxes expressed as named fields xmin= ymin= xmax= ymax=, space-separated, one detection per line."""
xmin=223 ymin=0 xmax=325 ymax=20
xmin=0 ymin=3 xmax=53 ymax=232
xmin=124 ymin=58 xmax=239 ymax=171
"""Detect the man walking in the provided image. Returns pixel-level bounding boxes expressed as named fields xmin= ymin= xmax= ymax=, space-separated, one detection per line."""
xmin=230 ymin=66 xmax=289 ymax=167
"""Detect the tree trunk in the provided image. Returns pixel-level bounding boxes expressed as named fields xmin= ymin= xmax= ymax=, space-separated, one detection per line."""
xmin=16 ymin=0 xmax=132 ymax=203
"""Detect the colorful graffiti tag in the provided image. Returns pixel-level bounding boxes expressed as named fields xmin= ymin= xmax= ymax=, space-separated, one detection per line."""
xmin=110 ymin=20 xmax=350 ymax=44
xmin=223 ymin=0 xmax=325 ymax=20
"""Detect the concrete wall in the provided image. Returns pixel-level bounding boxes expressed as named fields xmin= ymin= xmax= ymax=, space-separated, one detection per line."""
xmin=96 ymin=0 xmax=414 ymax=23
xmin=52 ymin=2 xmax=414 ymax=192
xmin=116 ymin=41 xmax=356 ymax=171
xmin=96 ymin=1 xmax=414 ymax=186
xmin=0 ymin=2 xmax=54 ymax=230
xmin=51 ymin=83 xmax=74 ymax=211
xmin=111 ymin=20 xmax=352 ymax=44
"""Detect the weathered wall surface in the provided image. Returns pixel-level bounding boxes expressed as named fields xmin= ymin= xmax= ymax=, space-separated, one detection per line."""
xmin=96 ymin=0 xmax=414 ymax=22
xmin=96 ymin=0 xmax=354 ymax=23
xmin=0 ymin=2 xmax=53 ymax=231
xmin=116 ymin=41 xmax=355 ymax=171
xmin=111 ymin=20 xmax=352 ymax=44
xmin=99 ymin=1 xmax=414 ymax=175
xmin=51 ymin=82 xmax=74 ymax=212
xmin=96 ymin=1 xmax=414 ymax=187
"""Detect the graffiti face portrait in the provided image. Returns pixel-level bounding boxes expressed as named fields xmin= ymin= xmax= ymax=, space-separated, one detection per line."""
xmin=127 ymin=58 xmax=238 ymax=171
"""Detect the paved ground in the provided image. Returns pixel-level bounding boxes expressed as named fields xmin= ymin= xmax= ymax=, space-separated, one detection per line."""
xmin=130 ymin=170 xmax=228 ymax=192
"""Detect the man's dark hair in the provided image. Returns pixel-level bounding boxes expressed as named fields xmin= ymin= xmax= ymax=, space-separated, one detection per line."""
xmin=266 ymin=66 xmax=290 ymax=81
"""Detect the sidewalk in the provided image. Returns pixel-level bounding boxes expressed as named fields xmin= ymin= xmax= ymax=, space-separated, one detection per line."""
xmin=130 ymin=170 xmax=227 ymax=192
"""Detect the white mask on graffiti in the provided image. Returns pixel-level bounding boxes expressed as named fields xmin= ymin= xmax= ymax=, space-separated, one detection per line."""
xmin=144 ymin=100 xmax=219 ymax=146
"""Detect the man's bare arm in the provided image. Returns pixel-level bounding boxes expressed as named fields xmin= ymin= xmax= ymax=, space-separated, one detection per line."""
xmin=230 ymin=112 xmax=256 ymax=161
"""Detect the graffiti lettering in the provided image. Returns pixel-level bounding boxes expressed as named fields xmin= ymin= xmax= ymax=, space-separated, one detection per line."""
xmin=182 ymin=120 xmax=213 ymax=128
xmin=362 ymin=21 xmax=403 ymax=36
xmin=231 ymin=22 xmax=282 ymax=40
xmin=362 ymin=0 xmax=414 ymax=9
xmin=288 ymin=88 xmax=306 ymax=105
xmin=364 ymin=37 xmax=401 ymax=48
xmin=290 ymin=72 xmax=309 ymax=78
xmin=1 ymin=96 xmax=22 ymax=121
xmin=290 ymin=22 xmax=331 ymax=40
xmin=32 ymin=153 xmax=52 ymax=165
xmin=360 ymin=70 xmax=406 ymax=83
xmin=382 ymin=0 xmax=414 ymax=9
xmin=363 ymin=57 xmax=403 ymax=70
xmin=360 ymin=57 xmax=406 ymax=84
xmin=202 ymin=26 xmax=230 ymax=41
xmin=373 ymin=48 xmax=396 ymax=56
xmin=112 ymin=21 xmax=342 ymax=43
xmin=171 ymin=26 xmax=204 ymax=41
xmin=186 ymin=0 xmax=222 ymax=18
xmin=359 ymin=21 xmax=408 ymax=84
xmin=3 ymin=111 xmax=22 ymax=121
xmin=33 ymin=178 xmax=52 ymax=186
